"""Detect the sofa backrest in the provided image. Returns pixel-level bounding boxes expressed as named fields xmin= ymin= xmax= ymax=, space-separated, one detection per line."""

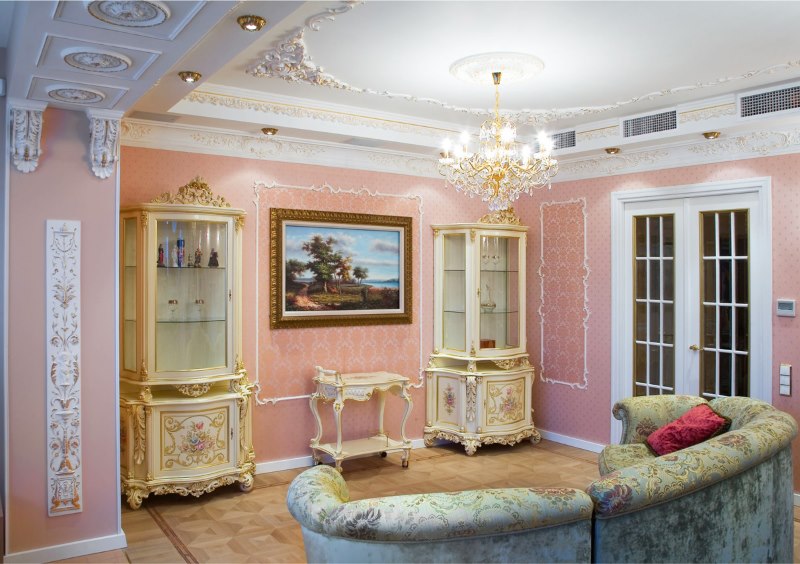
xmin=589 ymin=398 xmax=797 ymax=518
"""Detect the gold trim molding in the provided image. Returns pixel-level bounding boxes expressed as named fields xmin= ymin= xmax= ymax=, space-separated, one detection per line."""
xmin=479 ymin=207 xmax=522 ymax=225
xmin=151 ymin=177 xmax=231 ymax=208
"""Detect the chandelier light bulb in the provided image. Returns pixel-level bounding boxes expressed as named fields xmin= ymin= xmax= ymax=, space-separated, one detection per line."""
xmin=500 ymin=126 xmax=515 ymax=144
xmin=459 ymin=131 xmax=470 ymax=145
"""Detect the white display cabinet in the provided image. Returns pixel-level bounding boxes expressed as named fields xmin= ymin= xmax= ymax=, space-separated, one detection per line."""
xmin=119 ymin=178 xmax=254 ymax=509
xmin=425 ymin=209 xmax=539 ymax=455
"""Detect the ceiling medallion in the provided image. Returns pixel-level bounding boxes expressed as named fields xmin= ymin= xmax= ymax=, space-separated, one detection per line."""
xmin=439 ymin=71 xmax=558 ymax=212
xmin=62 ymin=48 xmax=131 ymax=72
xmin=450 ymin=52 xmax=545 ymax=86
xmin=48 ymin=87 xmax=105 ymax=104
xmin=87 ymin=1 xmax=170 ymax=27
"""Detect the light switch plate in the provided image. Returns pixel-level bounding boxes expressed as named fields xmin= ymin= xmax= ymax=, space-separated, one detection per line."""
xmin=779 ymin=364 xmax=791 ymax=396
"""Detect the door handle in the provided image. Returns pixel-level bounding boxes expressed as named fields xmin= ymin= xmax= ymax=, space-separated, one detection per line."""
xmin=689 ymin=344 xmax=703 ymax=351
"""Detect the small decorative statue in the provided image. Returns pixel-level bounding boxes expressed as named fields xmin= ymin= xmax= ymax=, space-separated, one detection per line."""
xmin=171 ymin=245 xmax=179 ymax=267
xmin=176 ymin=237 xmax=185 ymax=267
xmin=208 ymin=248 xmax=219 ymax=267
xmin=157 ymin=243 xmax=165 ymax=267
xmin=194 ymin=247 xmax=203 ymax=268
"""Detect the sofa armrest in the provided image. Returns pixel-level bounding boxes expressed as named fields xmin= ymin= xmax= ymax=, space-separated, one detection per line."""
xmin=613 ymin=395 xmax=707 ymax=444
xmin=288 ymin=466 xmax=593 ymax=542
xmin=589 ymin=409 xmax=797 ymax=518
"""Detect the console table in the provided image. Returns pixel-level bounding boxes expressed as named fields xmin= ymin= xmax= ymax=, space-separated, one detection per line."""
xmin=310 ymin=367 xmax=412 ymax=472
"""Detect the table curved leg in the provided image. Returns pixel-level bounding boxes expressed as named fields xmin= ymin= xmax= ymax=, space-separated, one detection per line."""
xmin=399 ymin=383 xmax=413 ymax=445
xmin=309 ymin=393 xmax=323 ymax=447
xmin=377 ymin=390 xmax=387 ymax=437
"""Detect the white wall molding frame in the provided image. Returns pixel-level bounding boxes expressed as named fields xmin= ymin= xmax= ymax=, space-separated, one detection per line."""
xmin=538 ymin=198 xmax=590 ymax=389
xmin=45 ymin=220 xmax=83 ymax=516
xmin=9 ymin=99 xmax=47 ymax=174
xmin=250 ymin=180 xmax=426 ymax=407
xmin=4 ymin=532 xmax=126 ymax=564
xmin=86 ymin=109 xmax=122 ymax=179
xmin=610 ymin=177 xmax=772 ymax=444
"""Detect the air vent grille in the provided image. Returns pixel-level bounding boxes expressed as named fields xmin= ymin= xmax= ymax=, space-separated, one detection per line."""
xmin=623 ymin=110 xmax=677 ymax=137
xmin=551 ymin=130 xmax=576 ymax=150
xmin=741 ymin=86 xmax=800 ymax=117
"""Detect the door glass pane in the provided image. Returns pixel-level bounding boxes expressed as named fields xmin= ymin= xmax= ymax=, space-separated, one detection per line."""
xmin=443 ymin=234 xmax=466 ymax=351
xmin=633 ymin=215 xmax=675 ymax=396
xmin=155 ymin=219 xmax=228 ymax=372
xmin=480 ymin=236 xmax=519 ymax=350
xmin=699 ymin=210 xmax=750 ymax=399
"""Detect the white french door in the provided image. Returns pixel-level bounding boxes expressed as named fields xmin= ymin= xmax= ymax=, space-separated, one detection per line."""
xmin=611 ymin=179 xmax=772 ymax=441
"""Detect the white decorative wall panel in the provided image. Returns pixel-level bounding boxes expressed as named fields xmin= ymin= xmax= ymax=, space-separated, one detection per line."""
xmin=46 ymin=220 xmax=82 ymax=515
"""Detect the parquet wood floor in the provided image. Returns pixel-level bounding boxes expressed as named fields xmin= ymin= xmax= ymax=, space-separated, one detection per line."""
xmin=52 ymin=440 xmax=800 ymax=563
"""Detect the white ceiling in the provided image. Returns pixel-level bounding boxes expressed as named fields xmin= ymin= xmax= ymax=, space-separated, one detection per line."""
xmin=6 ymin=1 xmax=800 ymax=164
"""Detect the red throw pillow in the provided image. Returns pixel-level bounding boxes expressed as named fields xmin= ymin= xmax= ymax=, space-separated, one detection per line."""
xmin=646 ymin=404 xmax=731 ymax=456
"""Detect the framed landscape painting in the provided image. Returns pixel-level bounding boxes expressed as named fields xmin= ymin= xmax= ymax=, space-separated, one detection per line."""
xmin=269 ymin=208 xmax=412 ymax=328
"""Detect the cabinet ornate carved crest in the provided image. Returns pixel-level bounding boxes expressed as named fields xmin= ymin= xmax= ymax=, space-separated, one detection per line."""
xmin=119 ymin=178 xmax=254 ymax=508
xmin=424 ymin=208 xmax=540 ymax=455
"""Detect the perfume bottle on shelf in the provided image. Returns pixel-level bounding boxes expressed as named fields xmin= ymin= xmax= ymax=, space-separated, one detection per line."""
xmin=176 ymin=236 xmax=185 ymax=267
xmin=157 ymin=244 xmax=165 ymax=267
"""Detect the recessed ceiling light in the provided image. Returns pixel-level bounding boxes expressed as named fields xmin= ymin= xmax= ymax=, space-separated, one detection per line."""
xmin=702 ymin=131 xmax=721 ymax=140
xmin=178 ymin=71 xmax=201 ymax=83
xmin=237 ymin=15 xmax=267 ymax=32
xmin=261 ymin=127 xmax=278 ymax=136
xmin=605 ymin=147 xmax=620 ymax=155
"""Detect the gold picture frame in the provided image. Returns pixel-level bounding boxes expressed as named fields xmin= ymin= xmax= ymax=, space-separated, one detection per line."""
xmin=270 ymin=208 xmax=413 ymax=329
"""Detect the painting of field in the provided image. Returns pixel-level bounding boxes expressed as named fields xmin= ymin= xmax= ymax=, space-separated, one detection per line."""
xmin=284 ymin=224 xmax=402 ymax=312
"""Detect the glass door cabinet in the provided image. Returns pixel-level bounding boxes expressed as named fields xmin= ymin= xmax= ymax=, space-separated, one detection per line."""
xmin=425 ymin=209 xmax=539 ymax=455
xmin=119 ymin=178 xmax=254 ymax=508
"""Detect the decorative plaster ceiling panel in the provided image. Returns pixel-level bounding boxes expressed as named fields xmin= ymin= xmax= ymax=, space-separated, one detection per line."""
xmin=37 ymin=35 xmax=160 ymax=80
xmin=28 ymin=77 xmax=128 ymax=109
xmin=53 ymin=0 xmax=207 ymax=40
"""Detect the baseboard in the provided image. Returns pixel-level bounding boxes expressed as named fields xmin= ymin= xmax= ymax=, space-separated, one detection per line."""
xmin=538 ymin=428 xmax=606 ymax=453
xmin=255 ymin=438 xmax=428 ymax=475
xmin=4 ymin=531 xmax=126 ymax=563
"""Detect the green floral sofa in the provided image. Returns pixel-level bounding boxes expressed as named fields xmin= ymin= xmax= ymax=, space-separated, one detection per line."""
xmin=287 ymin=465 xmax=593 ymax=563
xmin=287 ymin=396 xmax=796 ymax=563
xmin=591 ymin=395 xmax=796 ymax=563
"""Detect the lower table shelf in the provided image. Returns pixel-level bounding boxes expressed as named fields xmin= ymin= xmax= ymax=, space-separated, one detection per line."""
xmin=311 ymin=434 xmax=411 ymax=471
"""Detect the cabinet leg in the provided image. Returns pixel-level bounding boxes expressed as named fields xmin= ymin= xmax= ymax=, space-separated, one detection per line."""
xmin=401 ymin=449 xmax=410 ymax=468
xmin=125 ymin=487 xmax=147 ymax=510
xmin=464 ymin=439 xmax=480 ymax=456
xmin=238 ymin=472 xmax=254 ymax=492
xmin=335 ymin=459 xmax=343 ymax=473
xmin=530 ymin=429 xmax=542 ymax=444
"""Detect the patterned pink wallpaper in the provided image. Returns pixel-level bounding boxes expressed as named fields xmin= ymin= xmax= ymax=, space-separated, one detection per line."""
xmin=518 ymin=155 xmax=800 ymax=489
xmin=538 ymin=199 xmax=590 ymax=389
xmin=123 ymin=147 xmax=800 ymax=490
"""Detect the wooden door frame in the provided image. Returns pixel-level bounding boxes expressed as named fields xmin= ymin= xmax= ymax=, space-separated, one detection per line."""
xmin=610 ymin=177 xmax=772 ymax=444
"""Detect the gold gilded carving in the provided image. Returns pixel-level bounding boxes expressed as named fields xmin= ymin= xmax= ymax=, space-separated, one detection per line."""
xmin=151 ymin=177 xmax=231 ymax=208
xmin=433 ymin=228 xmax=440 ymax=238
xmin=479 ymin=207 xmax=521 ymax=225
xmin=139 ymin=386 xmax=152 ymax=402
xmin=133 ymin=405 xmax=146 ymax=464
xmin=466 ymin=376 xmax=477 ymax=422
xmin=235 ymin=215 xmax=246 ymax=232
xmin=175 ymin=383 xmax=212 ymax=397
xmin=141 ymin=211 xmax=149 ymax=229
xmin=470 ymin=229 xmax=476 ymax=242
xmin=139 ymin=359 xmax=148 ymax=381
xmin=492 ymin=358 xmax=518 ymax=370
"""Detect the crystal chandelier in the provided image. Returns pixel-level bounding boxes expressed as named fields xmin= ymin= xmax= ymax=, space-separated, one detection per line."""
xmin=438 ymin=71 xmax=558 ymax=211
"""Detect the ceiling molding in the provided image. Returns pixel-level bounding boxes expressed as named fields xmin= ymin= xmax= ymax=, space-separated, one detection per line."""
xmin=121 ymin=118 xmax=800 ymax=185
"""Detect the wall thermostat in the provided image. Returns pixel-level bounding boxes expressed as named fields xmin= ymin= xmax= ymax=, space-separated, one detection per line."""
xmin=776 ymin=299 xmax=796 ymax=317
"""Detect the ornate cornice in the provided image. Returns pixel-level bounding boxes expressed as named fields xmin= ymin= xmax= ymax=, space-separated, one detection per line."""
xmin=87 ymin=112 xmax=121 ymax=179
xmin=678 ymin=103 xmax=737 ymax=123
xmin=686 ymin=130 xmax=800 ymax=157
xmin=10 ymin=105 xmax=45 ymax=173
xmin=559 ymin=150 xmax=670 ymax=177
xmin=151 ymin=177 xmax=231 ymax=207
xmin=190 ymin=130 xmax=323 ymax=159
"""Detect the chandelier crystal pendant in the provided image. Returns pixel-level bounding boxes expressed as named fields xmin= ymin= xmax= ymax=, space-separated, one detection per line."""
xmin=438 ymin=71 xmax=558 ymax=212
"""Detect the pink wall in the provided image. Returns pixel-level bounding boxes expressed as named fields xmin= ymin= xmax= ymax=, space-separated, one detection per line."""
xmin=516 ymin=155 xmax=800 ymax=489
xmin=6 ymin=108 xmax=120 ymax=554
xmin=121 ymin=147 xmax=800 ymax=490
xmin=121 ymin=147 xmax=492 ymax=462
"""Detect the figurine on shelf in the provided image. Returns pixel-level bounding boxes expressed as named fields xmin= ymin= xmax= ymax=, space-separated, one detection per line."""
xmin=194 ymin=247 xmax=203 ymax=268
xmin=208 ymin=248 xmax=219 ymax=268
xmin=480 ymin=283 xmax=496 ymax=313
xmin=176 ymin=237 xmax=185 ymax=267
xmin=157 ymin=244 xmax=165 ymax=267
xmin=171 ymin=245 xmax=179 ymax=267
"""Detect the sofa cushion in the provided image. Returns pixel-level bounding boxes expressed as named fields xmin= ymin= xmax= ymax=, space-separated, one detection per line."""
xmin=646 ymin=404 xmax=730 ymax=455
xmin=598 ymin=443 xmax=654 ymax=476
